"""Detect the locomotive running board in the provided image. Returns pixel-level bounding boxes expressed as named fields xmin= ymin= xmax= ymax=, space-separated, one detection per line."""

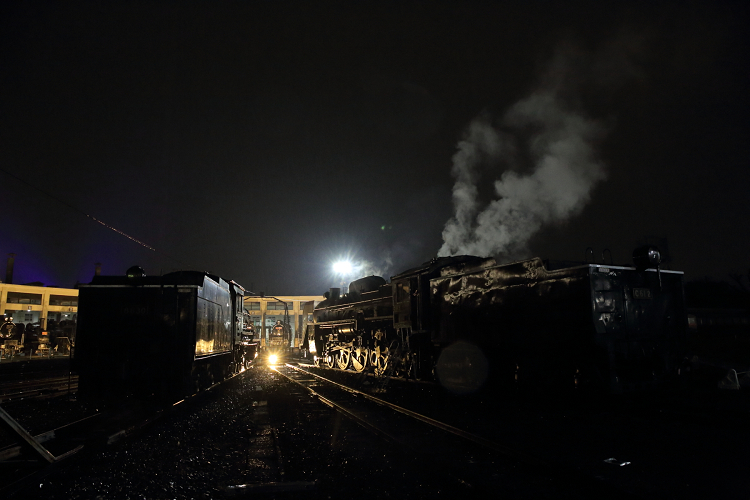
xmin=0 ymin=405 xmax=82 ymax=463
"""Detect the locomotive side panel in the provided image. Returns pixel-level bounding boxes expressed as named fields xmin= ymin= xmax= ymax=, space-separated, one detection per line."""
xmin=429 ymin=258 xmax=687 ymax=392
xmin=195 ymin=278 xmax=232 ymax=356
xmin=429 ymin=258 xmax=595 ymax=391
xmin=76 ymin=271 xmax=245 ymax=403
xmin=75 ymin=285 xmax=190 ymax=400
xmin=591 ymin=266 xmax=687 ymax=389
xmin=430 ymin=258 xmax=592 ymax=348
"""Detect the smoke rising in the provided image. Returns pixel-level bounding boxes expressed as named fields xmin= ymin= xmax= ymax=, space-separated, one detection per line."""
xmin=438 ymin=46 xmax=613 ymax=260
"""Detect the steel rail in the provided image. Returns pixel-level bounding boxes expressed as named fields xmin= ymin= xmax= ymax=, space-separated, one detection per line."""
xmin=0 ymin=375 xmax=78 ymax=390
xmin=279 ymin=364 xmax=652 ymax=498
xmin=270 ymin=366 xmax=405 ymax=445
xmin=0 ymin=380 xmax=79 ymax=402
xmin=0 ymin=365 xmax=256 ymax=498
xmin=283 ymin=362 xmax=547 ymax=465
xmin=0 ymin=412 xmax=99 ymax=462
xmin=276 ymin=363 xmax=642 ymax=500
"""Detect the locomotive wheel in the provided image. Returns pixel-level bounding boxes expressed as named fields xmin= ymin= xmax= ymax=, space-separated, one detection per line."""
xmin=325 ymin=352 xmax=336 ymax=369
xmin=374 ymin=349 xmax=389 ymax=377
xmin=337 ymin=348 xmax=351 ymax=370
xmin=351 ymin=349 xmax=367 ymax=373
xmin=369 ymin=348 xmax=379 ymax=367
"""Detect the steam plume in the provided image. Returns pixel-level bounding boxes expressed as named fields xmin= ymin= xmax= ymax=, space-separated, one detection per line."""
xmin=438 ymin=48 xmax=611 ymax=259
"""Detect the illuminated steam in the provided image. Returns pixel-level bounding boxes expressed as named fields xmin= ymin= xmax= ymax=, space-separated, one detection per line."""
xmin=438 ymin=48 xmax=611 ymax=259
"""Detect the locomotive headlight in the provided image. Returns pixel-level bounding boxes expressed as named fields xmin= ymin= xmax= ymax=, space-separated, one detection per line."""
xmin=268 ymin=354 xmax=278 ymax=365
xmin=632 ymin=245 xmax=661 ymax=271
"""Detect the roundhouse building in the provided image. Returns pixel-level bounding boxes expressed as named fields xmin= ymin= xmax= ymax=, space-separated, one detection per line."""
xmin=244 ymin=295 xmax=323 ymax=348
xmin=0 ymin=282 xmax=78 ymax=331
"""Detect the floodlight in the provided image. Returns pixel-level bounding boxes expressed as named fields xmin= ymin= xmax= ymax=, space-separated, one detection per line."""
xmin=333 ymin=260 xmax=353 ymax=275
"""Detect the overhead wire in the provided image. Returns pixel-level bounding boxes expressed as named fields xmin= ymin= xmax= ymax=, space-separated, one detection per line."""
xmin=0 ymin=165 xmax=189 ymax=268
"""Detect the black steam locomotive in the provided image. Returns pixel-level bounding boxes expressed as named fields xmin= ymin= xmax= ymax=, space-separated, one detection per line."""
xmin=268 ymin=321 xmax=289 ymax=350
xmin=305 ymin=248 xmax=687 ymax=393
xmin=0 ymin=319 xmax=23 ymax=359
xmin=74 ymin=267 xmax=259 ymax=402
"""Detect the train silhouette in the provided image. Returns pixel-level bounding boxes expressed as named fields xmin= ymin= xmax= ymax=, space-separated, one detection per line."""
xmin=74 ymin=245 xmax=686 ymax=400
xmin=74 ymin=267 xmax=259 ymax=401
xmin=304 ymin=247 xmax=687 ymax=394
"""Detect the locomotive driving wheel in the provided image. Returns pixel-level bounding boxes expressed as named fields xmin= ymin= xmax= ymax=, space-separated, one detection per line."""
xmin=369 ymin=348 xmax=379 ymax=367
xmin=337 ymin=348 xmax=351 ymax=370
xmin=351 ymin=348 xmax=368 ymax=373
xmin=324 ymin=352 xmax=337 ymax=369
xmin=374 ymin=347 xmax=390 ymax=377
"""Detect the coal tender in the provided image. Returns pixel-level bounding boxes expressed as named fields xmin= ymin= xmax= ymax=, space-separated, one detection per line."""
xmin=74 ymin=267 xmax=258 ymax=402
xmin=309 ymin=247 xmax=687 ymax=393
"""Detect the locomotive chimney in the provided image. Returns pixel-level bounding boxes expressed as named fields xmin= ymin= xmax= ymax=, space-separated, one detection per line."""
xmin=5 ymin=253 xmax=15 ymax=284
xmin=95 ymin=263 xmax=102 ymax=276
xmin=329 ymin=288 xmax=341 ymax=300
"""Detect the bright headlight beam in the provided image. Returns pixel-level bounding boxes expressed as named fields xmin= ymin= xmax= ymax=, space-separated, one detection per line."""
xmin=333 ymin=260 xmax=353 ymax=275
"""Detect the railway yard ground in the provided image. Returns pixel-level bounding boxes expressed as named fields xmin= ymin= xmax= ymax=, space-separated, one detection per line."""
xmin=0 ymin=352 xmax=749 ymax=499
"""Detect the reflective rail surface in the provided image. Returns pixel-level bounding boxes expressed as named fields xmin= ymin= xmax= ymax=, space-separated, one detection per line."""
xmin=0 ymin=376 xmax=78 ymax=402
xmin=273 ymin=362 xmax=631 ymax=498
xmin=0 ymin=365 xmax=252 ymax=497
xmin=281 ymin=363 xmax=529 ymax=457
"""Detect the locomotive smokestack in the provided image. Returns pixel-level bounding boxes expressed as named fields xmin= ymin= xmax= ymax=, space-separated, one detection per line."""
xmin=5 ymin=253 xmax=15 ymax=284
xmin=329 ymin=288 xmax=341 ymax=300
xmin=95 ymin=263 xmax=102 ymax=276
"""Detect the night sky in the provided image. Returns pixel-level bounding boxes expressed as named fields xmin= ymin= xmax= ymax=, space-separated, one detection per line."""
xmin=1 ymin=1 xmax=748 ymax=295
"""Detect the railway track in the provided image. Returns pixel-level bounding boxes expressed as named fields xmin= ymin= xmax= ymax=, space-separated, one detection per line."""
xmin=0 ymin=364 xmax=312 ymax=499
xmin=1 ymin=358 xmax=744 ymax=498
xmin=273 ymin=362 xmax=634 ymax=498
xmin=0 ymin=367 xmax=252 ymax=498
xmin=293 ymin=360 xmax=750 ymax=499
xmin=0 ymin=375 xmax=78 ymax=402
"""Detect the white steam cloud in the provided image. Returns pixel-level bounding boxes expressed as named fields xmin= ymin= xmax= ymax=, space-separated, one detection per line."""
xmin=438 ymin=47 xmax=612 ymax=259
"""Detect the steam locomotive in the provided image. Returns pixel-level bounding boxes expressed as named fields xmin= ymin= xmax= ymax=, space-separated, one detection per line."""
xmin=305 ymin=247 xmax=687 ymax=393
xmin=74 ymin=267 xmax=259 ymax=402
xmin=0 ymin=319 xmax=22 ymax=359
xmin=268 ymin=320 xmax=290 ymax=350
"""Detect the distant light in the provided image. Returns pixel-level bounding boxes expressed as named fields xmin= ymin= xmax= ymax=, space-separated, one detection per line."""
xmin=269 ymin=354 xmax=278 ymax=364
xmin=333 ymin=260 xmax=353 ymax=275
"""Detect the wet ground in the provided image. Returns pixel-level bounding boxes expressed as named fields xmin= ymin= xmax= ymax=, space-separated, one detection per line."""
xmin=1 ymin=355 xmax=749 ymax=499
xmin=17 ymin=366 xmax=488 ymax=499
xmin=310 ymin=361 xmax=750 ymax=499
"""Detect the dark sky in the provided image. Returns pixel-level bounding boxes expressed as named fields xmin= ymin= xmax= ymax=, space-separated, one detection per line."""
xmin=1 ymin=1 xmax=748 ymax=295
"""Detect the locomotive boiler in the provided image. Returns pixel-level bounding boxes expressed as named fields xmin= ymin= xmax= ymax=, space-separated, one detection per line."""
xmin=74 ymin=267 xmax=258 ymax=402
xmin=306 ymin=248 xmax=687 ymax=394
